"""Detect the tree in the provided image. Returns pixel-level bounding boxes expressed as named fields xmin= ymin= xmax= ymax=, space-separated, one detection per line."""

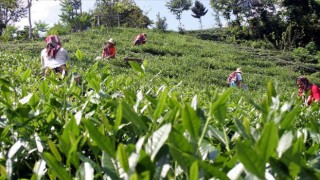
xmin=281 ymin=0 xmax=320 ymax=47
xmin=1 ymin=25 xmax=17 ymax=41
xmin=191 ymin=0 xmax=208 ymax=29
xmin=0 ymin=0 xmax=27 ymax=36
xmin=166 ymin=0 xmax=192 ymax=30
xmin=59 ymin=0 xmax=89 ymax=32
xmin=27 ymin=0 xmax=32 ymax=39
xmin=155 ymin=12 xmax=167 ymax=32
xmin=92 ymin=0 xmax=151 ymax=28
xmin=34 ymin=20 xmax=49 ymax=32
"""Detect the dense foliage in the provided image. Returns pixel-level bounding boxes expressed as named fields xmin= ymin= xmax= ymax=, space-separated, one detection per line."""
xmin=92 ymin=0 xmax=151 ymax=29
xmin=0 ymin=28 xmax=320 ymax=179
xmin=0 ymin=0 xmax=27 ymax=35
xmin=210 ymin=0 xmax=320 ymax=50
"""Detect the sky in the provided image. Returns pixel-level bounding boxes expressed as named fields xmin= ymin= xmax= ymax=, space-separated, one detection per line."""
xmin=15 ymin=0 xmax=217 ymax=31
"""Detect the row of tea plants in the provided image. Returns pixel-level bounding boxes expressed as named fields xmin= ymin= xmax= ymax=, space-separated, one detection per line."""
xmin=1 ymin=49 xmax=320 ymax=179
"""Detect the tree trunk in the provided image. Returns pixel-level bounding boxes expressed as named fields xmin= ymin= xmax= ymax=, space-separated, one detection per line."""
xmin=28 ymin=0 xmax=32 ymax=39
xmin=80 ymin=0 xmax=82 ymax=14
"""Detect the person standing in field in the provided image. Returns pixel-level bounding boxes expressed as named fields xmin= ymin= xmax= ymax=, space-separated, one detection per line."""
xmin=41 ymin=35 xmax=69 ymax=78
xmin=296 ymin=76 xmax=320 ymax=105
xmin=228 ymin=67 xmax=243 ymax=88
xmin=102 ymin=38 xmax=116 ymax=59
xmin=132 ymin=33 xmax=147 ymax=46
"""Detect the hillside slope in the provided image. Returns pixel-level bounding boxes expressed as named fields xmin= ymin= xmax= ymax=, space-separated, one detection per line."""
xmin=1 ymin=28 xmax=309 ymax=98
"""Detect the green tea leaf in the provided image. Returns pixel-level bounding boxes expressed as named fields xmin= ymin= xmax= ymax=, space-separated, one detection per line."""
xmin=115 ymin=102 xmax=122 ymax=131
xmin=121 ymin=101 xmax=148 ymax=131
xmin=20 ymin=69 xmax=31 ymax=82
xmin=280 ymin=106 xmax=299 ymax=129
xmin=39 ymin=80 xmax=49 ymax=100
xmin=182 ymin=104 xmax=200 ymax=141
xmin=129 ymin=61 xmax=144 ymax=76
xmin=33 ymin=159 xmax=46 ymax=180
xmin=0 ymin=78 xmax=11 ymax=87
xmin=82 ymin=119 xmax=116 ymax=158
xmin=207 ymin=126 xmax=229 ymax=146
xmin=42 ymin=152 xmax=71 ymax=180
xmin=153 ymin=87 xmax=168 ymax=120
xmin=210 ymin=89 xmax=231 ymax=123
xmin=255 ymin=121 xmax=278 ymax=162
xmin=117 ymin=143 xmax=129 ymax=173
xmin=101 ymin=151 xmax=119 ymax=179
xmin=168 ymin=127 xmax=196 ymax=171
xmin=189 ymin=161 xmax=199 ymax=180
xmin=145 ymin=123 xmax=172 ymax=161
xmin=236 ymin=141 xmax=265 ymax=179
xmin=277 ymin=131 xmax=293 ymax=158
xmin=8 ymin=140 xmax=23 ymax=159
xmin=75 ymin=49 xmax=83 ymax=61
xmin=76 ymin=162 xmax=94 ymax=180
xmin=199 ymin=161 xmax=229 ymax=179
xmin=48 ymin=140 xmax=62 ymax=162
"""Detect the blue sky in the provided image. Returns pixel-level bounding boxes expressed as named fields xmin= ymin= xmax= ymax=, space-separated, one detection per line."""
xmin=15 ymin=0 xmax=217 ymax=31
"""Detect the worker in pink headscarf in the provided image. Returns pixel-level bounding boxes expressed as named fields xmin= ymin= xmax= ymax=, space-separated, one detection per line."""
xmin=41 ymin=35 xmax=69 ymax=78
xmin=132 ymin=33 xmax=147 ymax=46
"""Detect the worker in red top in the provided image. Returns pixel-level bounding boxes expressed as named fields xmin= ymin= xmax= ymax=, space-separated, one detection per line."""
xmin=296 ymin=76 xmax=320 ymax=105
xmin=132 ymin=33 xmax=147 ymax=46
xmin=102 ymin=38 xmax=116 ymax=59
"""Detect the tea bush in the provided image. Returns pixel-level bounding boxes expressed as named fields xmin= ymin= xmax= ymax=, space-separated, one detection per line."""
xmin=1 ymin=28 xmax=320 ymax=179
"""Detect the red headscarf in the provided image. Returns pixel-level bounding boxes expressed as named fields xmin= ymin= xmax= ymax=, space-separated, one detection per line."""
xmin=45 ymin=35 xmax=61 ymax=59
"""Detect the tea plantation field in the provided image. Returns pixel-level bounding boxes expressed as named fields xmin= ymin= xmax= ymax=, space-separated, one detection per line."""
xmin=0 ymin=28 xmax=319 ymax=179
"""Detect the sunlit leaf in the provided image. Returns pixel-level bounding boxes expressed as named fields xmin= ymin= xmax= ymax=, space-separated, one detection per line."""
xmin=8 ymin=139 xmax=23 ymax=159
xmin=199 ymin=139 xmax=218 ymax=161
xmin=227 ymin=163 xmax=244 ymax=180
xmin=277 ymin=131 xmax=293 ymax=157
xmin=75 ymin=110 xmax=82 ymax=125
xmin=33 ymin=159 xmax=47 ymax=180
xmin=35 ymin=133 xmax=43 ymax=153
xmin=19 ymin=93 xmax=33 ymax=105
xmin=145 ymin=123 xmax=172 ymax=161
xmin=76 ymin=162 xmax=94 ymax=180
xmin=207 ymin=126 xmax=229 ymax=146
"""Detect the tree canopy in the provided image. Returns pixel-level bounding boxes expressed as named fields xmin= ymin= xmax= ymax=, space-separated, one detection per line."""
xmin=166 ymin=0 xmax=192 ymax=30
xmin=210 ymin=0 xmax=320 ymax=49
xmin=191 ymin=0 xmax=208 ymax=29
xmin=92 ymin=0 xmax=151 ymax=28
xmin=0 ymin=0 xmax=27 ymax=35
